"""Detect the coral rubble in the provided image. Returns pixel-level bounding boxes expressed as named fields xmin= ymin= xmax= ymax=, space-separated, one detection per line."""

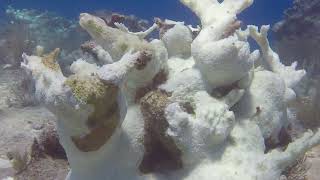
xmin=20 ymin=0 xmax=320 ymax=180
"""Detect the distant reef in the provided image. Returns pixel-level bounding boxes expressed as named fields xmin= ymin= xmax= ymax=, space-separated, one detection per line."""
xmin=273 ymin=0 xmax=320 ymax=76
xmin=0 ymin=6 xmax=150 ymax=70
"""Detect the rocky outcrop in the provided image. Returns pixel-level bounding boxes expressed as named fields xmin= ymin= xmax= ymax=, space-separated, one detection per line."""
xmin=0 ymin=67 xmax=68 ymax=179
xmin=0 ymin=68 xmax=34 ymax=109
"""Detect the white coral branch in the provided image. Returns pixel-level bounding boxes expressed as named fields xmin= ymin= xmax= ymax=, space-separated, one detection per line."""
xmin=92 ymin=45 xmax=114 ymax=64
xmin=180 ymin=0 xmax=218 ymax=26
xmin=180 ymin=0 xmax=253 ymax=27
xmin=97 ymin=50 xmax=141 ymax=84
xmin=269 ymin=129 xmax=320 ymax=170
xmin=187 ymin=24 xmax=201 ymax=33
xmin=21 ymin=53 xmax=67 ymax=103
xmin=114 ymin=22 xmax=130 ymax=33
xmin=222 ymin=89 xmax=245 ymax=108
xmin=221 ymin=0 xmax=254 ymax=14
xmin=133 ymin=23 xmax=158 ymax=39
xmin=248 ymin=25 xmax=306 ymax=88
xmin=115 ymin=22 xmax=158 ymax=39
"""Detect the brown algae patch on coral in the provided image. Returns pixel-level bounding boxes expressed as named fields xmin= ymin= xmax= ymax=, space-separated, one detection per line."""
xmin=135 ymin=69 xmax=168 ymax=102
xmin=41 ymin=48 xmax=61 ymax=71
xmin=139 ymin=90 xmax=183 ymax=173
xmin=179 ymin=101 xmax=195 ymax=115
xmin=113 ymin=34 xmax=152 ymax=55
xmin=86 ymin=20 xmax=105 ymax=36
xmin=71 ymin=114 xmax=119 ymax=152
xmin=134 ymin=50 xmax=152 ymax=70
xmin=64 ymin=74 xmax=111 ymax=104
xmin=65 ymin=75 xmax=121 ymax=152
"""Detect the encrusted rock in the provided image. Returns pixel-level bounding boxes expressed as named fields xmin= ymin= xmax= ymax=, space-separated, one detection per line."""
xmin=135 ymin=69 xmax=168 ymax=102
xmin=38 ymin=125 xmax=66 ymax=159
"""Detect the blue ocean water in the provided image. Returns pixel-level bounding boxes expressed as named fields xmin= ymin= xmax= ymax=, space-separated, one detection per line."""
xmin=1 ymin=0 xmax=292 ymax=26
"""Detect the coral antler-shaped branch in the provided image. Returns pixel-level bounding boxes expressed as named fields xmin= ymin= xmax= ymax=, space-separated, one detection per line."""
xmin=180 ymin=0 xmax=253 ymax=27
xmin=98 ymin=50 xmax=152 ymax=85
xmin=269 ymin=129 xmax=320 ymax=170
xmin=180 ymin=0 xmax=219 ymax=26
xmin=221 ymin=0 xmax=254 ymax=14
xmin=81 ymin=41 xmax=114 ymax=64
xmin=248 ymin=25 xmax=306 ymax=88
xmin=114 ymin=22 xmax=158 ymax=39
xmin=222 ymin=89 xmax=245 ymax=108
xmin=248 ymin=25 xmax=272 ymax=63
xmin=21 ymin=48 xmax=67 ymax=103
xmin=22 ymin=49 xmax=152 ymax=153
xmin=79 ymin=13 xmax=156 ymax=62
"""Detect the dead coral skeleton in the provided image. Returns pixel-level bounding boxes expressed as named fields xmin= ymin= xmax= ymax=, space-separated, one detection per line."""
xmin=19 ymin=0 xmax=320 ymax=180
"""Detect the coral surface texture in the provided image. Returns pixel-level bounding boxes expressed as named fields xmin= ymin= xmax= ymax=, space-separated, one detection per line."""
xmin=20 ymin=0 xmax=320 ymax=180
